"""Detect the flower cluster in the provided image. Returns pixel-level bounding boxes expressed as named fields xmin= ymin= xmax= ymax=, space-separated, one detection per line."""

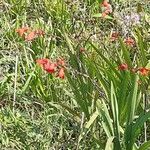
xmin=16 ymin=27 xmax=45 ymax=41
xmin=110 ymin=32 xmax=119 ymax=41
xmin=110 ymin=32 xmax=135 ymax=46
xmin=36 ymin=58 xmax=65 ymax=79
xmin=124 ymin=37 xmax=135 ymax=46
xmin=118 ymin=63 xmax=150 ymax=76
xmin=101 ymin=0 xmax=112 ymax=18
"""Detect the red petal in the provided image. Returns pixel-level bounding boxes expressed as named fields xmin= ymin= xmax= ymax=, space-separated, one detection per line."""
xmin=16 ymin=27 xmax=29 ymax=37
xmin=44 ymin=62 xmax=56 ymax=74
xmin=138 ymin=68 xmax=149 ymax=76
xmin=102 ymin=0 xmax=110 ymax=7
xmin=36 ymin=58 xmax=49 ymax=66
xmin=35 ymin=29 xmax=45 ymax=36
xmin=58 ymin=68 xmax=65 ymax=79
xmin=118 ymin=63 xmax=128 ymax=70
xmin=25 ymin=31 xmax=37 ymax=41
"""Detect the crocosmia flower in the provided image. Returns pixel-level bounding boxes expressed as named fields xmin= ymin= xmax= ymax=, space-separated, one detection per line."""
xmin=43 ymin=62 xmax=57 ymax=74
xmin=138 ymin=67 xmax=149 ymax=76
xmin=36 ymin=58 xmax=49 ymax=67
xmin=25 ymin=31 xmax=37 ymax=41
xmin=16 ymin=26 xmax=45 ymax=41
xmin=101 ymin=0 xmax=112 ymax=18
xmin=118 ymin=63 xmax=128 ymax=70
xmin=58 ymin=68 xmax=65 ymax=79
xmin=16 ymin=27 xmax=29 ymax=37
xmin=35 ymin=29 xmax=45 ymax=36
xmin=110 ymin=32 xmax=119 ymax=41
xmin=102 ymin=0 xmax=110 ymax=7
xmin=36 ymin=57 xmax=66 ymax=79
xmin=124 ymin=37 xmax=135 ymax=46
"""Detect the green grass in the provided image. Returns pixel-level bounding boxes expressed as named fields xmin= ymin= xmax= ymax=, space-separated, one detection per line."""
xmin=0 ymin=0 xmax=150 ymax=149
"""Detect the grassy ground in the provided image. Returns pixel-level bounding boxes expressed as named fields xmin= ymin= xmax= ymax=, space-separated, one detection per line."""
xmin=0 ymin=0 xmax=150 ymax=149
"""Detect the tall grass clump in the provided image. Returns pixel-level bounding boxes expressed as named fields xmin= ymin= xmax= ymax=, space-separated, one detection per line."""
xmin=0 ymin=0 xmax=150 ymax=149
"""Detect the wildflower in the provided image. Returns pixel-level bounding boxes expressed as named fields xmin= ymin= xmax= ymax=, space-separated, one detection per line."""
xmin=102 ymin=7 xmax=112 ymax=18
xmin=101 ymin=0 xmax=112 ymax=18
xmin=43 ymin=62 xmax=57 ymax=74
xmin=102 ymin=12 xmax=107 ymax=18
xmin=35 ymin=29 xmax=45 ymax=36
xmin=36 ymin=58 xmax=49 ymax=67
xmin=36 ymin=58 xmax=66 ymax=79
xmin=58 ymin=68 xmax=65 ymax=79
xmin=124 ymin=37 xmax=135 ymax=46
xmin=16 ymin=27 xmax=29 ymax=37
xmin=110 ymin=32 xmax=119 ymax=41
xmin=138 ymin=67 xmax=149 ymax=76
xmin=118 ymin=63 xmax=128 ymax=70
xmin=101 ymin=0 xmax=110 ymax=8
xmin=25 ymin=31 xmax=37 ymax=41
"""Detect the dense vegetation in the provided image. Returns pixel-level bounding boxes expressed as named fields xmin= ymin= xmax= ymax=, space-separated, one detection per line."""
xmin=0 ymin=0 xmax=150 ymax=149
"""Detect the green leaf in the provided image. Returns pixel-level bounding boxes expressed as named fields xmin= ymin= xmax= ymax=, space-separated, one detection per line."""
xmin=119 ymin=38 xmax=132 ymax=67
xmin=136 ymin=30 xmax=148 ymax=66
xmin=92 ymin=13 xmax=113 ymax=19
xmin=85 ymin=109 xmax=99 ymax=129
xmin=21 ymin=71 xmax=35 ymax=94
xmin=97 ymin=100 xmax=114 ymax=137
xmin=66 ymin=71 xmax=90 ymax=119
xmin=105 ymin=136 xmax=114 ymax=150
xmin=111 ymin=82 xmax=121 ymax=150
xmin=59 ymin=103 xmax=81 ymax=122
xmin=132 ymin=111 xmax=150 ymax=140
xmin=124 ymin=75 xmax=139 ymax=150
xmin=129 ymin=75 xmax=139 ymax=123
xmin=90 ymin=42 xmax=121 ymax=78
xmin=98 ymin=0 xmax=103 ymax=3
xmin=138 ymin=141 xmax=150 ymax=150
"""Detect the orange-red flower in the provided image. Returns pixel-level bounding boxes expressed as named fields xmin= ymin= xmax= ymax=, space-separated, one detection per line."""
xmin=101 ymin=0 xmax=112 ymax=18
xmin=101 ymin=0 xmax=110 ymax=8
xmin=36 ymin=58 xmax=66 ymax=79
xmin=25 ymin=31 xmax=37 ymax=41
xmin=35 ymin=29 xmax=45 ymax=36
xmin=16 ymin=27 xmax=45 ymax=41
xmin=43 ymin=62 xmax=57 ymax=74
xmin=138 ymin=67 xmax=150 ymax=76
xmin=16 ymin=27 xmax=29 ymax=37
xmin=118 ymin=63 xmax=128 ymax=71
xmin=102 ymin=12 xmax=107 ymax=18
xmin=110 ymin=32 xmax=119 ymax=41
xmin=102 ymin=8 xmax=112 ymax=17
xmin=124 ymin=37 xmax=135 ymax=46
xmin=58 ymin=68 xmax=65 ymax=79
xmin=36 ymin=58 xmax=49 ymax=67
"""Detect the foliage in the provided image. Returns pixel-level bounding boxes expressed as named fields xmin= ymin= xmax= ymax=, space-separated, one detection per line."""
xmin=0 ymin=0 xmax=150 ymax=149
